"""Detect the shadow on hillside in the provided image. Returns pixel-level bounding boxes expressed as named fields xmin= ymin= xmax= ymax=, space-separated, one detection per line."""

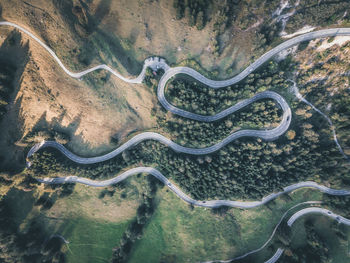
xmin=25 ymin=109 xmax=114 ymax=158
xmin=0 ymin=30 xmax=30 ymax=174
xmin=79 ymin=0 xmax=112 ymax=33
xmin=27 ymin=110 xmax=82 ymax=139
xmin=52 ymin=0 xmax=142 ymax=75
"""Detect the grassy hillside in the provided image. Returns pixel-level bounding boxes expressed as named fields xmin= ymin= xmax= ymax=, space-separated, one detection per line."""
xmin=128 ymin=186 xmax=324 ymax=263
xmin=1 ymin=0 xmax=350 ymax=262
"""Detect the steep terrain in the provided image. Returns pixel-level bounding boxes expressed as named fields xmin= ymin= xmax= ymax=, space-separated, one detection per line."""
xmin=1 ymin=0 xmax=350 ymax=263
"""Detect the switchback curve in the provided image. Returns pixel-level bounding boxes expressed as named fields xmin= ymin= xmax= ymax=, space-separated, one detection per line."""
xmin=0 ymin=21 xmax=169 ymax=83
xmin=27 ymin=90 xmax=290 ymax=164
xmin=2 ymin=21 xmax=350 ymax=88
xmin=11 ymin=19 xmax=350 ymax=262
xmin=203 ymin=204 xmax=350 ymax=263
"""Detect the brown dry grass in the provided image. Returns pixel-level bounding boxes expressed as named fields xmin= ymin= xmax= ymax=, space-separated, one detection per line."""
xmin=0 ymin=0 xmax=257 ymax=76
xmin=103 ymin=0 xmax=255 ymax=76
xmin=0 ymin=0 xmax=261 ymax=164
xmin=0 ymin=27 xmax=155 ymax=160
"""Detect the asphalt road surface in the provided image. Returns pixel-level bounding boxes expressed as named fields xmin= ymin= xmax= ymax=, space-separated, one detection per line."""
xmin=6 ymin=20 xmax=350 ymax=263
xmin=288 ymin=207 xmax=350 ymax=227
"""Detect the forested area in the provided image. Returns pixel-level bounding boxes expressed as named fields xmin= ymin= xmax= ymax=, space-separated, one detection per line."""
xmin=285 ymin=0 xmax=350 ymax=33
xmin=297 ymin=41 xmax=350 ymax=157
xmin=158 ymin=98 xmax=281 ymax=147
xmin=27 ymin=57 xmax=350 ymax=201
xmin=160 ymin=60 xmax=292 ymax=146
xmin=324 ymin=195 xmax=350 ymax=217
xmin=20 ymin=15 xmax=350 ymax=262
xmin=166 ymin=60 xmax=290 ymax=115
xmin=172 ymin=0 xmax=350 ymax=60
xmin=280 ymin=219 xmax=335 ymax=263
xmin=2 ymin=2 xmax=350 ymax=262
xmin=173 ymin=0 xmax=211 ymax=30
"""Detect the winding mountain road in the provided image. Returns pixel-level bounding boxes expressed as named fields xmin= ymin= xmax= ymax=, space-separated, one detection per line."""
xmin=6 ymin=20 xmax=350 ymax=263
xmin=287 ymin=207 xmax=350 ymax=227
xmin=0 ymin=21 xmax=169 ymax=83
xmin=264 ymin=248 xmax=285 ymax=263
xmin=3 ymin=21 xmax=350 ymax=86
xmin=20 ymin=16 xmax=350 ymax=212
xmin=202 ymin=201 xmax=321 ymax=263
xmin=204 ymin=202 xmax=350 ymax=263
xmin=37 ymin=169 xmax=350 ymax=209
xmin=27 ymin=90 xmax=290 ymax=164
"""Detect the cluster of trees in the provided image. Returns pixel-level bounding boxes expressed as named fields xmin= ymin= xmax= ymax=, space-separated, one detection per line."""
xmin=112 ymin=176 xmax=160 ymax=262
xmin=210 ymin=1 xmax=236 ymax=56
xmin=28 ymin=59 xmax=350 ymax=201
xmin=166 ymin=61 xmax=289 ymax=115
xmin=257 ymin=22 xmax=282 ymax=49
xmin=28 ymin=107 xmax=349 ymax=202
xmin=173 ymin=0 xmax=210 ymax=30
xmin=172 ymin=0 xmax=350 ymax=59
xmin=28 ymin=149 xmax=130 ymax=181
xmin=24 ymin=130 xmax=70 ymax=145
xmin=159 ymin=99 xmax=281 ymax=147
xmin=281 ymin=219 xmax=332 ymax=263
xmin=285 ymin=0 xmax=350 ymax=33
xmin=144 ymin=67 xmax=164 ymax=92
xmin=324 ymin=195 xmax=350 ymax=217
xmin=297 ymin=42 xmax=350 ymax=159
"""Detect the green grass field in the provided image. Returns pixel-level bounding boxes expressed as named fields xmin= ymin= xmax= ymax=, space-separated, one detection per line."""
xmin=128 ymin=186 xmax=324 ymax=263
xmin=63 ymin=217 xmax=131 ymax=263
xmin=37 ymin=182 xmax=142 ymax=263
xmin=5 ymin=176 xmax=348 ymax=263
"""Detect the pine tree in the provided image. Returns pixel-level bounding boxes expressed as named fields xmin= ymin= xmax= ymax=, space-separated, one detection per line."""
xmin=196 ymin=11 xmax=204 ymax=30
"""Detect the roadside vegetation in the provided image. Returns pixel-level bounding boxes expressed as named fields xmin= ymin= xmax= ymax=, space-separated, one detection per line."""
xmin=285 ymin=0 xmax=350 ymax=32
xmin=112 ymin=175 xmax=161 ymax=263
xmin=2 ymin=1 xmax=350 ymax=262
xmin=277 ymin=211 xmax=350 ymax=263
xmin=28 ymin=58 xmax=350 ymax=202
xmin=24 ymin=40 xmax=350 ymax=262
xmin=128 ymin=185 xmax=349 ymax=263
xmin=166 ymin=60 xmax=290 ymax=115
xmin=296 ymin=40 xmax=350 ymax=157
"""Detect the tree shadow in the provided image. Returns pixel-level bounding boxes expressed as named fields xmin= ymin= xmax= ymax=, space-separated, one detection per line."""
xmin=25 ymin=108 xmax=113 ymax=157
xmin=27 ymin=109 xmax=82 ymax=138
xmin=52 ymin=0 xmax=142 ymax=74
xmin=0 ymin=30 xmax=30 ymax=69
xmin=0 ymin=30 xmax=30 ymax=174
xmin=79 ymin=0 xmax=112 ymax=33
